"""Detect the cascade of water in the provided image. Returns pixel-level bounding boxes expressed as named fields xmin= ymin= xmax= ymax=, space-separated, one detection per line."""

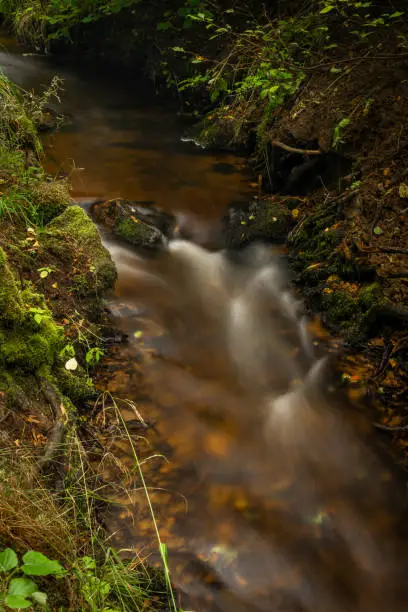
xmin=106 ymin=236 xmax=407 ymax=612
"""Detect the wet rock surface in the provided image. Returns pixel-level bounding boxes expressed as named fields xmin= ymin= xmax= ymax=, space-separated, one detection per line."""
xmin=223 ymin=197 xmax=293 ymax=249
xmin=91 ymin=198 xmax=174 ymax=250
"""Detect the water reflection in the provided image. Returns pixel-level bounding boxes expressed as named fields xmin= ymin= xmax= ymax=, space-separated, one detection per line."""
xmin=0 ymin=32 xmax=251 ymax=216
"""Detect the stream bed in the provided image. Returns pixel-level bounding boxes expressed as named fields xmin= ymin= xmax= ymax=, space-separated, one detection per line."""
xmin=1 ymin=34 xmax=408 ymax=612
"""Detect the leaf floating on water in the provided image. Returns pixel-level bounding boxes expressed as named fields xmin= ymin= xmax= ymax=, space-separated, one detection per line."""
xmin=65 ymin=357 xmax=78 ymax=371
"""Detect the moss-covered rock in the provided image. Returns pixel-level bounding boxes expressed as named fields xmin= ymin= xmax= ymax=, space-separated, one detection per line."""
xmin=0 ymin=248 xmax=65 ymax=375
xmin=55 ymin=366 xmax=95 ymax=404
xmin=223 ymin=198 xmax=293 ymax=248
xmin=31 ymin=179 xmax=71 ymax=225
xmin=317 ymin=282 xmax=383 ymax=342
xmin=91 ymin=199 xmax=171 ymax=250
xmin=43 ymin=205 xmax=117 ymax=294
xmin=115 ymin=216 xmax=164 ymax=249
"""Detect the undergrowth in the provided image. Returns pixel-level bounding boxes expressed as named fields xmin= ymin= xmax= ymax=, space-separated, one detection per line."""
xmin=0 ymin=0 xmax=405 ymax=152
xmin=0 ymin=406 xmax=174 ymax=611
xmin=0 ymin=71 xmax=66 ymax=226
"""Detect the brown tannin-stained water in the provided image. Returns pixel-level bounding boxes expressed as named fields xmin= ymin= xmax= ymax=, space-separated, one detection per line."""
xmin=2 ymin=35 xmax=408 ymax=612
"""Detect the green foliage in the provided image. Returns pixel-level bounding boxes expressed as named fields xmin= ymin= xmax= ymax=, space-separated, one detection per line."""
xmin=0 ymin=548 xmax=64 ymax=610
xmin=332 ymin=117 xmax=351 ymax=148
xmin=0 ymin=72 xmax=61 ymax=155
xmin=86 ymin=346 xmax=104 ymax=366
xmin=0 ymin=72 xmax=66 ymax=228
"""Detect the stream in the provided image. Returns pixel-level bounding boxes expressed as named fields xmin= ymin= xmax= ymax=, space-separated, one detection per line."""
xmin=1 ymin=34 xmax=408 ymax=612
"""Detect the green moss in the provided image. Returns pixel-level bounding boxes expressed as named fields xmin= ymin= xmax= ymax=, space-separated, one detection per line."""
xmin=72 ymin=273 xmax=89 ymax=296
xmin=322 ymin=290 xmax=357 ymax=327
xmin=31 ymin=180 xmax=71 ymax=225
xmin=56 ymin=367 xmax=95 ymax=404
xmin=0 ymin=252 xmax=64 ymax=371
xmin=43 ymin=205 xmax=117 ymax=294
xmin=358 ymin=283 xmax=380 ymax=308
xmin=0 ymin=247 xmax=26 ymax=326
xmin=0 ymin=315 xmax=63 ymax=372
xmin=115 ymin=216 xmax=159 ymax=248
xmin=0 ymin=333 xmax=53 ymax=370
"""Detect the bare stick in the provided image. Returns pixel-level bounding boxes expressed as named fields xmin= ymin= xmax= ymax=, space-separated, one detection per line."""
xmin=373 ymin=423 xmax=408 ymax=433
xmin=271 ymin=140 xmax=321 ymax=156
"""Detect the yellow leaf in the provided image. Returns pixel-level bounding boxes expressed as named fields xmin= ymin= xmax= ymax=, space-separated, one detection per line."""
xmin=306 ymin=262 xmax=324 ymax=271
xmin=399 ymin=183 xmax=408 ymax=198
xmin=292 ymin=208 xmax=300 ymax=219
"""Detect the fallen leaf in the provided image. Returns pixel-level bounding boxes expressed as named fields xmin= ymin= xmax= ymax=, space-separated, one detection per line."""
xmin=399 ymin=183 xmax=408 ymax=198
xmin=25 ymin=416 xmax=40 ymax=424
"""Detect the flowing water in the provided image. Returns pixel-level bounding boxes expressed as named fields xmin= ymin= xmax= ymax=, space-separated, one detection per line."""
xmin=1 ymin=35 xmax=407 ymax=612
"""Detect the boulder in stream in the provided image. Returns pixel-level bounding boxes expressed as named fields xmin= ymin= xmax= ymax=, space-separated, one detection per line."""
xmin=223 ymin=197 xmax=293 ymax=249
xmin=91 ymin=199 xmax=175 ymax=250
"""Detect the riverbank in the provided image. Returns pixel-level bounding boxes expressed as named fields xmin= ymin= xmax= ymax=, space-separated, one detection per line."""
xmin=0 ymin=73 xmax=176 ymax=610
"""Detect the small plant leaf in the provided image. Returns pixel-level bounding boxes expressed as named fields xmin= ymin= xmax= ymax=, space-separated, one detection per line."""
xmin=40 ymin=270 xmax=49 ymax=278
xmin=65 ymin=357 xmax=78 ymax=371
xmin=0 ymin=548 xmax=18 ymax=572
xmin=81 ymin=556 xmax=96 ymax=570
xmin=159 ymin=542 xmax=169 ymax=565
xmin=8 ymin=577 xmax=37 ymax=597
xmin=4 ymin=594 xmax=32 ymax=609
xmin=399 ymin=183 xmax=408 ymax=198
xmin=320 ymin=5 xmax=335 ymax=14
xmin=373 ymin=226 xmax=383 ymax=235
xmin=31 ymin=591 xmax=48 ymax=605
xmin=21 ymin=551 xmax=64 ymax=576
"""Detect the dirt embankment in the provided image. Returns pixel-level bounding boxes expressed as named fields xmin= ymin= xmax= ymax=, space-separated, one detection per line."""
xmin=229 ymin=36 xmax=408 ymax=458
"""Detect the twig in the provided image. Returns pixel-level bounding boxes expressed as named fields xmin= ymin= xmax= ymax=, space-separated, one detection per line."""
xmin=373 ymin=423 xmax=408 ymax=433
xmin=304 ymin=52 xmax=408 ymax=71
xmin=326 ymin=189 xmax=358 ymax=207
xmin=271 ymin=139 xmax=321 ymax=156
xmin=379 ymin=246 xmax=408 ymax=255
